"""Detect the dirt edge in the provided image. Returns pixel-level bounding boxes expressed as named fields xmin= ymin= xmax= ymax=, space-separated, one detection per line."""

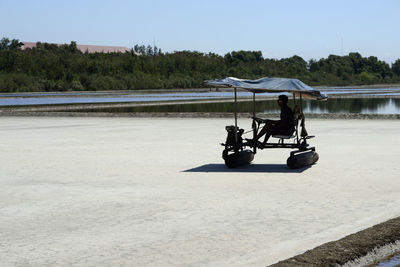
xmin=269 ymin=216 xmax=400 ymax=267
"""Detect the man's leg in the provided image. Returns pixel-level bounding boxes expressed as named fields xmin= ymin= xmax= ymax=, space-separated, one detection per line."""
xmin=262 ymin=133 xmax=272 ymax=144
xmin=259 ymin=124 xmax=281 ymax=144
xmin=255 ymin=123 xmax=272 ymax=141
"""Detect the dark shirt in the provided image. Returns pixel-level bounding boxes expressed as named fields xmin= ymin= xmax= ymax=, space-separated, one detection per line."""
xmin=280 ymin=105 xmax=295 ymax=130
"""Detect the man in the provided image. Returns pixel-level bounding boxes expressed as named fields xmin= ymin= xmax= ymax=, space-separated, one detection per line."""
xmin=252 ymin=94 xmax=295 ymax=145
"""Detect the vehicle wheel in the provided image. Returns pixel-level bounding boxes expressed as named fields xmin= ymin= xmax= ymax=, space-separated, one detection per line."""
xmin=287 ymin=151 xmax=317 ymax=169
xmin=224 ymin=150 xmax=254 ymax=168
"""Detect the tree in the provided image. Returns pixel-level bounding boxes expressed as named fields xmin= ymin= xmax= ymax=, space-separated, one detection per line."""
xmin=68 ymin=41 xmax=79 ymax=53
xmin=392 ymin=59 xmax=400 ymax=76
xmin=0 ymin=37 xmax=10 ymax=50
xmin=349 ymin=52 xmax=363 ymax=74
xmin=358 ymin=71 xmax=375 ymax=84
xmin=133 ymin=44 xmax=146 ymax=55
xmin=308 ymin=59 xmax=317 ymax=71
xmin=9 ymin=39 xmax=23 ymax=50
xmin=146 ymin=45 xmax=153 ymax=56
xmin=0 ymin=38 xmax=23 ymax=50
xmin=0 ymin=36 xmax=398 ymax=92
xmin=224 ymin=50 xmax=263 ymax=66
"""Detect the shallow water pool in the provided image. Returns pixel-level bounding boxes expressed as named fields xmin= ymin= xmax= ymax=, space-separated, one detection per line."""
xmin=1 ymin=88 xmax=400 ymax=106
xmin=62 ymin=98 xmax=400 ymax=115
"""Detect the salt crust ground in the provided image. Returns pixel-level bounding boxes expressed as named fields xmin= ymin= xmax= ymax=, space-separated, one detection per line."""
xmin=1 ymin=117 xmax=400 ymax=266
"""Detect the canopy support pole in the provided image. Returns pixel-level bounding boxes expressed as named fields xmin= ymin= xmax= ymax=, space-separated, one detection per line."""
xmin=252 ymin=92 xmax=256 ymax=154
xmin=252 ymin=92 xmax=256 ymax=117
xmin=293 ymin=93 xmax=298 ymax=143
xmin=234 ymin=87 xmax=238 ymax=144
xmin=293 ymin=92 xmax=296 ymax=108
xmin=299 ymin=93 xmax=303 ymax=112
xmin=299 ymin=93 xmax=303 ymax=143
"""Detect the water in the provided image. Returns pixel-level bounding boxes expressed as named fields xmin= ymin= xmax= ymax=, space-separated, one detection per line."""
xmin=1 ymin=88 xmax=400 ymax=106
xmin=65 ymin=98 xmax=400 ymax=115
xmin=373 ymin=253 xmax=400 ymax=266
xmin=0 ymin=91 xmax=251 ymax=98
xmin=0 ymin=92 xmax=254 ymax=106
xmin=0 ymin=95 xmax=224 ymax=106
xmin=302 ymin=98 xmax=400 ymax=114
xmin=0 ymin=93 xmax=236 ymax=106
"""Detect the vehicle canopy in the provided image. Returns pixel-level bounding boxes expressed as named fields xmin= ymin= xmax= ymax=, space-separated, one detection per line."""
xmin=205 ymin=76 xmax=328 ymax=101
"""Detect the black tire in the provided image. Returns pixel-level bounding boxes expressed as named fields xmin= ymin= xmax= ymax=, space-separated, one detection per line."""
xmin=287 ymin=151 xmax=317 ymax=169
xmin=224 ymin=150 xmax=254 ymax=168
xmin=313 ymin=152 xmax=319 ymax=163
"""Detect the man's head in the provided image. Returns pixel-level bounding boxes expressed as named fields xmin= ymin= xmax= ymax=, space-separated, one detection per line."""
xmin=277 ymin=94 xmax=288 ymax=108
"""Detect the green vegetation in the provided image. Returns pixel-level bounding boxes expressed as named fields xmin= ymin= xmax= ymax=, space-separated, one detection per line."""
xmin=1 ymin=37 xmax=400 ymax=92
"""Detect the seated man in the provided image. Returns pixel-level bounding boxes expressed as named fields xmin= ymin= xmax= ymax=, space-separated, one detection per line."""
xmin=253 ymin=94 xmax=295 ymax=144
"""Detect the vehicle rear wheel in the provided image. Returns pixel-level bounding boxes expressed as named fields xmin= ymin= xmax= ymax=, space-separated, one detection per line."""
xmin=224 ymin=150 xmax=254 ymax=168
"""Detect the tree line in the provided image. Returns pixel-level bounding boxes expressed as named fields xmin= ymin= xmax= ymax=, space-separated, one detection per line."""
xmin=1 ymin=37 xmax=400 ymax=92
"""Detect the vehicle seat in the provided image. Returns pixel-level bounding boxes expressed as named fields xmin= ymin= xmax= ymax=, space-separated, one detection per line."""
xmin=272 ymin=107 xmax=301 ymax=140
xmin=272 ymin=133 xmax=295 ymax=139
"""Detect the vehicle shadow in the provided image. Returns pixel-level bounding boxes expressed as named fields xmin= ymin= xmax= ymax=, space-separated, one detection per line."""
xmin=183 ymin=163 xmax=311 ymax=173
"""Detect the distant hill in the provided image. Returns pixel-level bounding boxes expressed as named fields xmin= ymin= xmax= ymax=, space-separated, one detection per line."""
xmin=21 ymin=41 xmax=132 ymax=54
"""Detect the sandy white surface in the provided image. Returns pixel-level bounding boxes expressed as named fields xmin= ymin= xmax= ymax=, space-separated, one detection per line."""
xmin=1 ymin=117 xmax=400 ymax=266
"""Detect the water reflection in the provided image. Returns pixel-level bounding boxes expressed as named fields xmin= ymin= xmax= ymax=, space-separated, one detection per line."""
xmin=373 ymin=253 xmax=400 ymax=266
xmin=71 ymin=98 xmax=400 ymax=114
xmin=302 ymin=98 xmax=400 ymax=114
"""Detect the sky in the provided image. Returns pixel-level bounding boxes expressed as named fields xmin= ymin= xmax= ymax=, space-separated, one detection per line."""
xmin=1 ymin=0 xmax=399 ymax=63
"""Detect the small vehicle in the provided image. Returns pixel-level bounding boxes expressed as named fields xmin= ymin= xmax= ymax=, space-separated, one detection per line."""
xmin=205 ymin=77 xmax=328 ymax=169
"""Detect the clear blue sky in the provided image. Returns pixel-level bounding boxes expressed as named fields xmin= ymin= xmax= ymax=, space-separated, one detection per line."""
xmin=1 ymin=0 xmax=399 ymax=63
